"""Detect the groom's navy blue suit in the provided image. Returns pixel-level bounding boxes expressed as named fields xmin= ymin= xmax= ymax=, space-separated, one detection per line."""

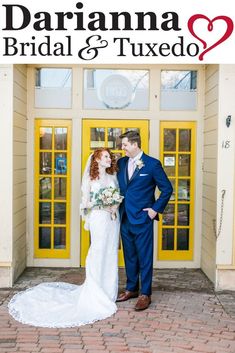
xmin=117 ymin=152 xmax=173 ymax=296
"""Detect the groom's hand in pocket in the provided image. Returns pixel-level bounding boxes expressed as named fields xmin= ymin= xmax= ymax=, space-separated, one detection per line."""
xmin=143 ymin=208 xmax=158 ymax=220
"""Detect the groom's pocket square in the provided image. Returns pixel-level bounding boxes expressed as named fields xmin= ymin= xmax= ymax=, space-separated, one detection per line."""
xmin=139 ymin=173 xmax=149 ymax=176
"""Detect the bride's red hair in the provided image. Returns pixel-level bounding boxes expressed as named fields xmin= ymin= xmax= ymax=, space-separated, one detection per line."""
xmin=89 ymin=148 xmax=118 ymax=180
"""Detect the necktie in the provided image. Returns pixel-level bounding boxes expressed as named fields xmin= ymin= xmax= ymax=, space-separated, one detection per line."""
xmin=128 ymin=158 xmax=135 ymax=179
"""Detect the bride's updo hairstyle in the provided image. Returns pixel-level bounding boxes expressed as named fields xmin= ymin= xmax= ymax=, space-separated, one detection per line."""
xmin=90 ymin=148 xmax=118 ymax=180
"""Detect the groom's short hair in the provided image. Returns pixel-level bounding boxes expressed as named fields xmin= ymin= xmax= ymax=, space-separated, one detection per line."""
xmin=119 ymin=130 xmax=141 ymax=148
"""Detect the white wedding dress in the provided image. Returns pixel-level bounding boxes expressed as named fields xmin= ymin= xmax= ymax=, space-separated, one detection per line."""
xmin=8 ymin=173 xmax=120 ymax=328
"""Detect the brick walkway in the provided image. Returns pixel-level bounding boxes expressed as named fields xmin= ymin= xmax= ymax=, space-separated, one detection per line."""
xmin=0 ymin=268 xmax=235 ymax=353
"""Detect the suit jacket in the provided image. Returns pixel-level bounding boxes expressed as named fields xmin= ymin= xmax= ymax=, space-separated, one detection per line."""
xmin=117 ymin=153 xmax=173 ymax=224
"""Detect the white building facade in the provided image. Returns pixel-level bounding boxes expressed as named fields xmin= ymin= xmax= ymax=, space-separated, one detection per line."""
xmin=0 ymin=64 xmax=234 ymax=290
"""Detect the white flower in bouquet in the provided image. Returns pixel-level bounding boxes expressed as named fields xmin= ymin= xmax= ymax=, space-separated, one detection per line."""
xmin=104 ymin=190 xmax=113 ymax=197
xmin=106 ymin=197 xmax=113 ymax=204
xmin=113 ymin=192 xmax=121 ymax=201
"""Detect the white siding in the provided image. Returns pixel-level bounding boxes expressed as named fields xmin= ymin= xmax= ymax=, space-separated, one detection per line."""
xmin=0 ymin=65 xmax=13 ymax=287
xmin=201 ymin=65 xmax=219 ymax=283
xmin=216 ymin=65 xmax=235 ymax=280
xmin=13 ymin=65 xmax=27 ymax=282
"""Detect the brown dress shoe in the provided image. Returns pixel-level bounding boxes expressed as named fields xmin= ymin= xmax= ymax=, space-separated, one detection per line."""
xmin=116 ymin=290 xmax=139 ymax=302
xmin=134 ymin=295 xmax=151 ymax=311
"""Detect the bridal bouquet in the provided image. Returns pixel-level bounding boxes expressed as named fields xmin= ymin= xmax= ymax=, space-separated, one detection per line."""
xmin=90 ymin=187 xmax=124 ymax=219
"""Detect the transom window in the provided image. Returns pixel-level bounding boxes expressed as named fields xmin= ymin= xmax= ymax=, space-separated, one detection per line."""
xmin=83 ymin=69 xmax=149 ymax=110
xmin=160 ymin=70 xmax=197 ymax=110
xmin=35 ymin=68 xmax=72 ymax=108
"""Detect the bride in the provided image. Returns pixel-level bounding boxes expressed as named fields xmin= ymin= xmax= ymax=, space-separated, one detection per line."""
xmin=8 ymin=148 xmax=122 ymax=328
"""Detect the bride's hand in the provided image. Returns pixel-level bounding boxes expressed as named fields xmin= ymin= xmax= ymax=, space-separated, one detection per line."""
xmin=86 ymin=201 xmax=94 ymax=209
xmin=109 ymin=205 xmax=118 ymax=220
xmin=109 ymin=205 xmax=119 ymax=213
xmin=106 ymin=206 xmax=115 ymax=213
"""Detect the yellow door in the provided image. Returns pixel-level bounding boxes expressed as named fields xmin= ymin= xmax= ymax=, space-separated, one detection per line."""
xmin=158 ymin=122 xmax=196 ymax=260
xmin=34 ymin=119 xmax=71 ymax=258
xmin=81 ymin=119 xmax=149 ymax=266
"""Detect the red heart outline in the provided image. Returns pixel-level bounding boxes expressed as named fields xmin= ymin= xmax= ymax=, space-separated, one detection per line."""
xmin=188 ymin=14 xmax=234 ymax=61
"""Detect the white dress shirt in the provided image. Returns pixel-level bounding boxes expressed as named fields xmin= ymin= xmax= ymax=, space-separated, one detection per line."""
xmin=128 ymin=151 xmax=143 ymax=179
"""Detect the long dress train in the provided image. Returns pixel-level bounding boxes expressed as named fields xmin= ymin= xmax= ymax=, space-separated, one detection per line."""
xmin=8 ymin=175 xmax=120 ymax=328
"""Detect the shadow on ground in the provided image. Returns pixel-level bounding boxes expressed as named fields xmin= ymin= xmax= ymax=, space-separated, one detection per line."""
xmin=1 ymin=267 xmax=235 ymax=319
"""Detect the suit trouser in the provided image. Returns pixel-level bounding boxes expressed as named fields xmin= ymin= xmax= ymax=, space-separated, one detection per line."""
xmin=120 ymin=213 xmax=154 ymax=296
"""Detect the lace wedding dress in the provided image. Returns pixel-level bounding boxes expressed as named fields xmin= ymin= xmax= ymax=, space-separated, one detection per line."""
xmin=8 ymin=174 xmax=120 ymax=328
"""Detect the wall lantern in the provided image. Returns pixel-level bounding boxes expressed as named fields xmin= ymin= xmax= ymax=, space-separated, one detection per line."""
xmin=226 ymin=115 xmax=231 ymax=128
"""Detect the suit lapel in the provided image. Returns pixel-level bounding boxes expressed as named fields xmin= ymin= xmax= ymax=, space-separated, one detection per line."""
xmin=128 ymin=166 xmax=140 ymax=183
xmin=124 ymin=158 xmax=128 ymax=186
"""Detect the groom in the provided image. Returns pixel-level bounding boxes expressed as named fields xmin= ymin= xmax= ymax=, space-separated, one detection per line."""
xmin=117 ymin=130 xmax=173 ymax=310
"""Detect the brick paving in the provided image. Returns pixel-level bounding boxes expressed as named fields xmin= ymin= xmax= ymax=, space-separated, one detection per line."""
xmin=0 ymin=268 xmax=235 ymax=353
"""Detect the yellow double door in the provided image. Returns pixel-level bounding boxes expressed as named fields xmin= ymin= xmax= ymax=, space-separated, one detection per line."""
xmin=81 ymin=120 xmax=195 ymax=265
xmin=81 ymin=119 xmax=149 ymax=266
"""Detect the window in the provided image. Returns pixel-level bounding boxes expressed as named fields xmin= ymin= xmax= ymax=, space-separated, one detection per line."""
xmin=84 ymin=69 xmax=149 ymax=110
xmin=35 ymin=68 xmax=72 ymax=108
xmin=160 ymin=70 xmax=197 ymax=110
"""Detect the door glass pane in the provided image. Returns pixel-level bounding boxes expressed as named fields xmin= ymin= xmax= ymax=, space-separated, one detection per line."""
xmin=108 ymin=128 xmax=122 ymax=149
xmin=39 ymin=202 xmax=51 ymax=224
xmin=40 ymin=128 xmax=52 ymax=150
xmin=164 ymin=129 xmax=176 ymax=151
xmin=162 ymin=229 xmax=174 ymax=250
xmin=163 ymin=154 xmax=176 ymax=176
xmin=162 ymin=204 xmax=175 ymax=225
xmin=54 ymin=178 xmax=66 ymax=200
xmin=178 ymin=180 xmax=190 ymax=201
xmin=177 ymin=229 xmax=189 ymax=250
xmin=35 ymin=68 xmax=72 ymax=108
xmin=54 ymin=153 xmax=67 ymax=175
xmin=125 ymin=128 xmax=140 ymax=134
xmin=178 ymin=204 xmax=190 ymax=226
xmin=161 ymin=70 xmax=197 ymax=110
xmin=55 ymin=128 xmax=67 ymax=150
xmin=84 ymin=69 xmax=149 ymax=110
xmin=178 ymin=155 xmax=190 ymax=176
xmin=90 ymin=128 xmax=105 ymax=149
xmin=39 ymin=227 xmax=51 ymax=249
xmin=39 ymin=177 xmax=51 ymax=199
xmin=169 ymin=179 xmax=175 ymax=201
xmin=40 ymin=152 xmax=52 ymax=174
xmin=54 ymin=203 xmax=66 ymax=224
xmin=179 ymin=129 xmax=191 ymax=151
xmin=54 ymin=228 xmax=66 ymax=249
